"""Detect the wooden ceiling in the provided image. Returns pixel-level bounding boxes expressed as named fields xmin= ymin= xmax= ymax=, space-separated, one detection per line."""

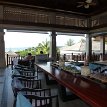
xmin=1 ymin=0 xmax=107 ymax=15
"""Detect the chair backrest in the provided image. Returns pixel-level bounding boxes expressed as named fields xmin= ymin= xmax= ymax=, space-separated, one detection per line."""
xmin=16 ymin=66 xmax=35 ymax=72
xmin=24 ymin=94 xmax=59 ymax=107
xmin=15 ymin=88 xmax=52 ymax=107
xmin=15 ymin=66 xmax=38 ymax=79
xmin=18 ymin=78 xmax=41 ymax=89
xmin=11 ymin=78 xmax=41 ymax=97
xmin=20 ymin=88 xmax=51 ymax=97
xmin=19 ymin=71 xmax=35 ymax=77
xmin=13 ymin=58 xmax=18 ymax=66
xmin=35 ymin=54 xmax=49 ymax=63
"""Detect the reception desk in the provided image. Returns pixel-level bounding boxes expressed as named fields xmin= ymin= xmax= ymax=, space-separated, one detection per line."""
xmin=35 ymin=62 xmax=107 ymax=107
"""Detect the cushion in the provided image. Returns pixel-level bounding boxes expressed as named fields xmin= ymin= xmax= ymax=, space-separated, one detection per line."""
xmin=16 ymin=93 xmax=32 ymax=107
xmin=11 ymin=77 xmax=24 ymax=90
xmin=35 ymin=54 xmax=49 ymax=63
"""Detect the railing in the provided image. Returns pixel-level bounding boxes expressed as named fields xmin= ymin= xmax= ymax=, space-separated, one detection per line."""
xmin=61 ymin=53 xmax=86 ymax=62
xmin=61 ymin=53 xmax=106 ymax=62
xmin=5 ymin=54 xmax=24 ymax=66
xmin=6 ymin=53 xmax=107 ymax=67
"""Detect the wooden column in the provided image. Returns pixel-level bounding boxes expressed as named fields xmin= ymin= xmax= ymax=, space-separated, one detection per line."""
xmin=50 ymin=31 xmax=57 ymax=61
xmin=100 ymin=36 xmax=105 ymax=60
xmin=0 ymin=29 xmax=6 ymax=68
xmin=85 ymin=17 xmax=92 ymax=62
xmin=0 ymin=5 xmax=3 ymax=20
xmin=85 ymin=34 xmax=92 ymax=62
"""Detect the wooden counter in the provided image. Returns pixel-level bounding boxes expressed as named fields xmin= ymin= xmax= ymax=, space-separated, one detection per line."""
xmin=35 ymin=62 xmax=107 ymax=107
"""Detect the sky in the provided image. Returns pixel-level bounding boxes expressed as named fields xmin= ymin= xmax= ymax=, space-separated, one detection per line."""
xmin=4 ymin=32 xmax=85 ymax=49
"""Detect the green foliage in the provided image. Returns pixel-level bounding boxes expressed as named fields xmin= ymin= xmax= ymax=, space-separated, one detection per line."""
xmin=17 ymin=47 xmax=36 ymax=56
xmin=66 ymin=39 xmax=74 ymax=46
xmin=80 ymin=38 xmax=86 ymax=43
xmin=35 ymin=39 xmax=50 ymax=54
xmin=17 ymin=39 xmax=60 ymax=56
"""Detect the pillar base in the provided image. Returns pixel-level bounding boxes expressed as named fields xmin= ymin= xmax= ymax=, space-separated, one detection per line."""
xmin=0 ymin=58 xmax=6 ymax=68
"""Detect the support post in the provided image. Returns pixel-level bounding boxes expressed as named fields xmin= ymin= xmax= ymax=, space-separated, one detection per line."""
xmin=100 ymin=36 xmax=105 ymax=60
xmin=50 ymin=31 xmax=57 ymax=62
xmin=0 ymin=29 xmax=6 ymax=68
xmin=85 ymin=34 xmax=92 ymax=62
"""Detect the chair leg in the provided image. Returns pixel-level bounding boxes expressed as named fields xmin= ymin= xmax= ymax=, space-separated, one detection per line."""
xmin=13 ymin=98 xmax=16 ymax=107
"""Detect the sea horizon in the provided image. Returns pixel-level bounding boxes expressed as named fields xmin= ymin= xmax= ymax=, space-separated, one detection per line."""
xmin=5 ymin=46 xmax=63 ymax=52
xmin=5 ymin=47 xmax=29 ymax=52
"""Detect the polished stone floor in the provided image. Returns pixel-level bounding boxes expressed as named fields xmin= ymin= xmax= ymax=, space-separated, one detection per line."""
xmin=0 ymin=66 xmax=91 ymax=107
xmin=0 ymin=68 xmax=7 ymax=107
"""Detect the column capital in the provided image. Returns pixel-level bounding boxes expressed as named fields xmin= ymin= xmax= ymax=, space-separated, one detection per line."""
xmin=0 ymin=29 xmax=5 ymax=34
xmin=85 ymin=33 xmax=92 ymax=38
xmin=50 ymin=31 xmax=57 ymax=36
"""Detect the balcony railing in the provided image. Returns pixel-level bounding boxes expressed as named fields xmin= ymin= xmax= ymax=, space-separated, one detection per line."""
xmin=60 ymin=53 xmax=107 ymax=62
xmin=5 ymin=54 xmax=24 ymax=66
xmin=6 ymin=52 xmax=107 ymax=67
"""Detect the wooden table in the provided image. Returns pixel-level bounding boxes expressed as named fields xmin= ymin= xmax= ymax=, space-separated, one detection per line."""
xmin=35 ymin=62 xmax=107 ymax=107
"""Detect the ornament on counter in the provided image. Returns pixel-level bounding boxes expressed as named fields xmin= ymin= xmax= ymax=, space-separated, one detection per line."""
xmin=81 ymin=66 xmax=90 ymax=76
xmin=59 ymin=56 xmax=65 ymax=67
xmin=100 ymin=53 xmax=103 ymax=62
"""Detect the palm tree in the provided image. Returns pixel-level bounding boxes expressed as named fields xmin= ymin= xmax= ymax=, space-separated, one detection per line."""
xmin=79 ymin=38 xmax=86 ymax=43
xmin=66 ymin=39 xmax=74 ymax=46
xmin=36 ymin=39 xmax=50 ymax=54
xmin=17 ymin=39 xmax=60 ymax=56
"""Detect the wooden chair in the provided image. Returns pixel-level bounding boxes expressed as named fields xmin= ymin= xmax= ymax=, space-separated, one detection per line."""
xmin=13 ymin=65 xmax=38 ymax=79
xmin=12 ymin=78 xmax=42 ymax=107
xmin=20 ymin=88 xmax=51 ymax=97
xmin=14 ymin=88 xmax=52 ymax=107
xmin=15 ymin=65 xmax=35 ymax=73
xmin=18 ymin=78 xmax=41 ymax=89
xmin=35 ymin=54 xmax=49 ymax=63
xmin=12 ymin=77 xmax=42 ymax=97
xmin=19 ymin=71 xmax=36 ymax=77
xmin=12 ymin=70 xmax=38 ymax=80
xmin=12 ymin=75 xmax=36 ymax=79
xmin=14 ymin=64 xmax=31 ymax=70
xmin=24 ymin=94 xmax=59 ymax=107
xmin=18 ymin=58 xmax=35 ymax=68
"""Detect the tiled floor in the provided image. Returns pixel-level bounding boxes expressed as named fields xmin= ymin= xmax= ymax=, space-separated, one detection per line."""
xmin=0 ymin=68 xmax=6 ymax=107
xmin=0 ymin=67 xmax=14 ymax=107
xmin=0 ymin=66 xmax=91 ymax=107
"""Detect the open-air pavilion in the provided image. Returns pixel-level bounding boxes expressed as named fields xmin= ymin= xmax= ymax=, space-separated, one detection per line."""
xmin=1 ymin=0 xmax=107 ymax=107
